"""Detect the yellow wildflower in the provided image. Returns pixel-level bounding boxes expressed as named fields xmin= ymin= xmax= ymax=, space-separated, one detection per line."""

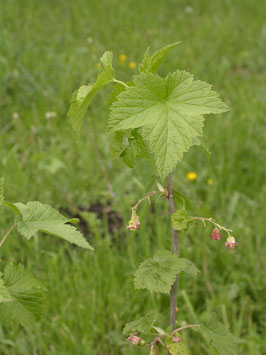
xmin=186 ymin=172 xmax=197 ymax=181
xmin=207 ymin=178 xmax=213 ymax=185
xmin=119 ymin=54 xmax=127 ymax=61
xmin=128 ymin=61 xmax=137 ymax=69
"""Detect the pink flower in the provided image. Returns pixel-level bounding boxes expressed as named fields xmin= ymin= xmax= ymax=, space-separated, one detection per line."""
xmin=225 ymin=236 xmax=237 ymax=249
xmin=127 ymin=334 xmax=145 ymax=346
xmin=126 ymin=211 xmax=140 ymax=231
xmin=173 ymin=335 xmax=181 ymax=343
xmin=210 ymin=228 xmax=222 ymax=240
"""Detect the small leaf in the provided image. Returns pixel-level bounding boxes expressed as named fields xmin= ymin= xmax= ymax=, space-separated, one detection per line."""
xmin=171 ymin=209 xmax=194 ymax=231
xmin=200 ymin=313 xmax=237 ymax=355
xmin=134 ymin=250 xmax=187 ymax=293
xmin=152 ymin=326 xmax=169 ymax=336
xmin=68 ymin=51 xmax=114 ymax=137
xmin=0 ymin=262 xmax=45 ymax=326
xmin=165 ymin=336 xmax=189 ymax=355
xmin=139 ymin=42 xmax=181 ymax=74
xmin=108 ymin=70 xmax=229 ymax=179
xmin=123 ymin=311 xmax=158 ymax=335
xmin=181 ymin=258 xmax=200 ymax=277
xmin=173 ymin=190 xmax=192 ymax=210
xmin=14 ymin=201 xmax=94 ymax=250
xmin=111 ymin=129 xmax=149 ymax=168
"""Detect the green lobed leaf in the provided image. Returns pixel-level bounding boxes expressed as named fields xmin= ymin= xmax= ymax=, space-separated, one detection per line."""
xmin=200 ymin=313 xmax=237 ymax=355
xmin=139 ymin=42 xmax=181 ymax=74
xmin=165 ymin=336 xmax=189 ymax=355
xmin=134 ymin=250 xmax=198 ymax=294
xmin=123 ymin=311 xmax=158 ymax=335
xmin=68 ymin=51 xmax=114 ymax=137
xmin=0 ymin=262 xmax=45 ymax=326
xmin=14 ymin=201 xmax=94 ymax=250
xmin=171 ymin=209 xmax=194 ymax=231
xmin=108 ymin=70 xmax=229 ymax=179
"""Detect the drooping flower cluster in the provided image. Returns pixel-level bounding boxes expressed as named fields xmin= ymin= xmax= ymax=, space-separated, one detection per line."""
xmin=225 ymin=236 xmax=237 ymax=249
xmin=126 ymin=210 xmax=140 ymax=231
xmin=210 ymin=228 xmax=222 ymax=240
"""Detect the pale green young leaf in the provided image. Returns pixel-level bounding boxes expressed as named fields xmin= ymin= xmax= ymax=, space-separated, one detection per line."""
xmin=200 ymin=313 xmax=237 ymax=355
xmin=139 ymin=42 xmax=181 ymax=74
xmin=108 ymin=71 xmax=229 ymax=179
xmin=165 ymin=336 xmax=189 ymax=355
xmin=123 ymin=311 xmax=158 ymax=335
xmin=14 ymin=201 xmax=94 ymax=250
xmin=171 ymin=209 xmax=194 ymax=231
xmin=134 ymin=250 xmax=186 ymax=293
xmin=0 ymin=263 xmax=45 ymax=326
xmin=68 ymin=51 xmax=114 ymax=137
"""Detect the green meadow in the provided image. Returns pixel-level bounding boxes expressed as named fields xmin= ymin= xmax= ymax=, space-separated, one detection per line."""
xmin=0 ymin=0 xmax=265 ymax=353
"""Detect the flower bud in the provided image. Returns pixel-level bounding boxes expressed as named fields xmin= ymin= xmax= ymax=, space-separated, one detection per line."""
xmin=225 ymin=236 xmax=237 ymax=249
xmin=173 ymin=335 xmax=181 ymax=343
xmin=126 ymin=211 xmax=140 ymax=231
xmin=210 ymin=228 xmax=222 ymax=240
xmin=127 ymin=334 xmax=145 ymax=346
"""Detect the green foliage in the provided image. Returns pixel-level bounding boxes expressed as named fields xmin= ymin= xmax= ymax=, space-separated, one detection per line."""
xmin=139 ymin=42 xmax=180 ymax=74
xmin=165 ymin=336 xmax=189 ymax=355
xmin=0 ymin=262 xmax=45 ymax=326
xmin=68 ymin=51 xmax=114 ymax=137
xmin=123 ymin=311 xmax=158 ymax=335
xmin=14 ymin=201 xmax=94 ymax=250
xmin=173 ymin=190 xmax=193 ymax=210
xmin=171 ymin=209 xmax=194 ymax=231
xmin=108 ymin=70 xmax=229 ymax=179
xmin=0 ymin=177 xmax=4 ymax=204
xmin=134 ymin=250 xmax=199 ymax=293
xmin=112 ymin=129 xmax=150 ymax=168
xmin=200 ymin=313 xmax=237 ymax=355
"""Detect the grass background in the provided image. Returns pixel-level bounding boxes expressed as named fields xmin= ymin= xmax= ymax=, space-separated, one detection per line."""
xmin=0 ymin=0 xmax=265 ymax=353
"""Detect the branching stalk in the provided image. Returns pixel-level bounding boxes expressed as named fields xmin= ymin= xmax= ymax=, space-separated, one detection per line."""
xmin=0 ymin=224 xmax=16 ymax=248
xmin=172 ymin=324 xmax=200 ymax=334
xmin=113 ymin=79 xmax=129 ymax=88
xmin=193 ymin=216 xmax=233 ymax=237
xmin=167 ymin=174 xmax=179 ymax=329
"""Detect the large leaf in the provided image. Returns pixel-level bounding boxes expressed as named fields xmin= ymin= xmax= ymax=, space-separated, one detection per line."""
xmin=108 ymin=71 xmax=229 ymax=179
xmin=200 ymin=313 xmax=237 ymax=355
xmin=123 ymin=311 xmax=158 ymax=335
xmin=139 ymin=42 xmax=181 ymax=74
xmin=68 ymin=51 xmax=114 ymax=137
xmin=14 ymin=201 xmax=94 ymax=250
xmin=134 ymin=250 xmax=198 ymax=293
xmin=0 ymin=263 xmax=45 ymax=326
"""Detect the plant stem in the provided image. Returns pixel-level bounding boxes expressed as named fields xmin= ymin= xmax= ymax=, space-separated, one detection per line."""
xmin=167 ymin=174 xmax=179 ymax=329
xmin=113 ymin=79 xmax=129 ymax=88
xmin=193 ymin=216 xmax=232 ymax=237
xmin=172 ymin=324 xmax=200 ymax=334
xmin=131 ymin=191 xmax=160 ymax=211
xmin=0 ymin=224 xmax=16 ymax=248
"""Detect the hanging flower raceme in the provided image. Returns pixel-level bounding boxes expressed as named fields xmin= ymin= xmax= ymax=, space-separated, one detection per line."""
xmin=225 ymin=236 xmax=237 ymax=249
xmin=126 ymin=210 xmax=140 ymax=231
xmin=210 ymin=228 xmax=222 ymax=240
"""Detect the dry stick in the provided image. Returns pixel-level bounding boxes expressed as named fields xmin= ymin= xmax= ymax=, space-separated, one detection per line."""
xmin=0 ymin=224 xmax=16 ymax=248
xmin=167 ymin=174 xmax=179 ymax=329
